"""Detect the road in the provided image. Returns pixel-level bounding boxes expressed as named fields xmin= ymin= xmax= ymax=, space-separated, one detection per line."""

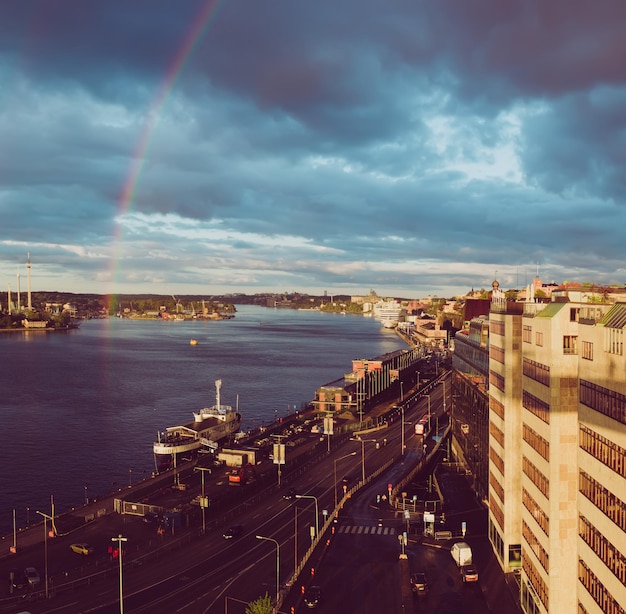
xmin=0 ymin=372 xmax=506 ymax=614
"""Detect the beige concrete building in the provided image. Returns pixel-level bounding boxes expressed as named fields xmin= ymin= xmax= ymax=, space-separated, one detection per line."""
xmin=486 ymin=288 xmax=626 ymax=614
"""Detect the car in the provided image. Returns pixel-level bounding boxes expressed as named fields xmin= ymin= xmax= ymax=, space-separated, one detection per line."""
xmin=222 ymin=525 xmax=243 ymax=539
xmin=70 ymin=542 xmax=95 ymax=555
xmin=303 ymin=585 xmax=321 ymax=608
xmin=143 ymin=511 xmax=160 ymax=524
xmin=461 ymin=565 xmax=479 ymax=583
xmin=283 ymin=487 xmax=297 ymax=500
xmin=410 ymin=572 xmax=429 ymax=594
xmin=23 ymin=567 xmax=40 ymax=587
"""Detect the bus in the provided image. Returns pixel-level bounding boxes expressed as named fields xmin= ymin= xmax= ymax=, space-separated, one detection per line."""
xmin=414 ymin=415 xmax=430 ymax=436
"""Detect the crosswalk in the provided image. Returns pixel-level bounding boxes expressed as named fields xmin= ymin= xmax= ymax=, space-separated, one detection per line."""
xmin=335 ymin=524 xmax=397 ymax=536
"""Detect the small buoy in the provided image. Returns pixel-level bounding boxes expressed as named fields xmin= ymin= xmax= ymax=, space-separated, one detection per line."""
xmin=190 ymin=339 xmax=198 ymax=346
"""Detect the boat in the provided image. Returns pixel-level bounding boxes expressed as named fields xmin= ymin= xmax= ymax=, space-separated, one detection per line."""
xmin=372 ymin=299 xmax=404 ymax=328
xmin=190 ymin=339 xmax=198 ymax=345
xmin=153 ymin=379 xmax=241 ymax=471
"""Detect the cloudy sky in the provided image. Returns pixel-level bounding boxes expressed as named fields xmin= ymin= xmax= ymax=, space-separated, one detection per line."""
xmin=1 ymin=1 xmax=625 ymax=299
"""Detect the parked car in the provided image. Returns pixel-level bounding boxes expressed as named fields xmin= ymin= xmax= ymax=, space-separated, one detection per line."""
xmin=461 ymin=565 xmax=479 ymax=583
xmin=410 ymin=572 xmax=429 ymax=594
xmin=222 ymin=525 xmax=243 ymax=539
xmin=303 ymin=585 xmax=321 ymax=608
xmin=23 ymin=567 xmax=40 ymax=587
xmin=70 ymin=543 xmax=94 ymax=555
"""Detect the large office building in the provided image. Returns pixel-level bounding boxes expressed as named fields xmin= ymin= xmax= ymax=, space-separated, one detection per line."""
xmin=452 ymin=282 xmax=626 ymax=614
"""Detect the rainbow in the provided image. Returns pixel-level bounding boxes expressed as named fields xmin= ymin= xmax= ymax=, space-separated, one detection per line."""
xmin=111 ymin=0 xmax=225 ymax=303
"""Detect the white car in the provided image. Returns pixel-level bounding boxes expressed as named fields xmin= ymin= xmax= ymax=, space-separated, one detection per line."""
xmin=24 ymin=567 xmax=40 ymax=586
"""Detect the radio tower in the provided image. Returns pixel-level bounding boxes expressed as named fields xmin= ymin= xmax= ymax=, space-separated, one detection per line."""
xmin=27 ymin=252 xmax=32 ymax=311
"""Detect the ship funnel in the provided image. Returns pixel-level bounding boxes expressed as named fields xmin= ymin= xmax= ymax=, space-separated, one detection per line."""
xmin=215 ymin=379 xmax=222 ymax=409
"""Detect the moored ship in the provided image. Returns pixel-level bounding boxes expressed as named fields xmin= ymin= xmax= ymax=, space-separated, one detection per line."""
xmin=153 ymin=379 xmax=241 ymax=471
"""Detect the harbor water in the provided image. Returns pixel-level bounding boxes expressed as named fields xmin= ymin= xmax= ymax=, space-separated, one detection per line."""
xmin=0 ymin=304 xmax=407 ymax=536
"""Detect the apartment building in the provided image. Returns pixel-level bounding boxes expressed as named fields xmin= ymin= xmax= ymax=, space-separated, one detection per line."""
xmin=454 ymin=285 xmax=626 ymax=614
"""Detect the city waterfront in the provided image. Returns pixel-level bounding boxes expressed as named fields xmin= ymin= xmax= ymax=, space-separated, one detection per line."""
xmin=0 ymin=304 xmax=407 ymax=536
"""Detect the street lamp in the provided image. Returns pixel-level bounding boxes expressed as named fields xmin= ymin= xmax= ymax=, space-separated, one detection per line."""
xmin=194 ymin=466 xmax=211 ymax=534
xmin=442 ymin=379 xmax=447 ymax=414
xmin=357 ymin=438 xmax=377 ymax=481
xmin=424 ymin=394 xmax=431 ymax=431
xmin=112 ymin=534 xmax=128 ymax=614
xmin=256 ymin=535 xmax=280 ymax=603
xmin=35 ymin=510 xmax=53 ymax=599
xmin=333 ymin=451 xmax=357 ymax=510
xmin=400 ymin=381 xmax=404 ymax=402
xmin=295 ymin=494 xmax=319 ymax=539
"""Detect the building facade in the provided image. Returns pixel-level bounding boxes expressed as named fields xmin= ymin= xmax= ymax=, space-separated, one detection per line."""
xmin=453 ymin=284 xmax=626 ymax=614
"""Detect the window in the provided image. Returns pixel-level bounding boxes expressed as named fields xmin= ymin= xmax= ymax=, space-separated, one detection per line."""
xmin=535 ymin=331 xmax=543 ymax=346
xmin=523 ymin=325 xmax=532 ymax=343
xmin=523 ymin=358 xmax=550 ymax=387
xmin=523 ymin=424 xmax=549 ymax=461
xmin=605 ymin=328 xmax=624 ymax=356
xmin=523 ymin=456 xmax=549 ymax=498
xmin=581 ymin=341 xmax=593 ymax=361
xmin=580 ymin=380 xmax=626 ymax=425
xmin=523 ymin=391 xmax=550 ymax=424
xmin=563 ymin=335 xmax=578 ymax=354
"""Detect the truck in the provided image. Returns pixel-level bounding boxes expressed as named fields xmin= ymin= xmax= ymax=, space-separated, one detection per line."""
xmin=450 ymin=542 xmax=472 ymax=567
xmin=228 ymin=463 xmax=256 ymax=486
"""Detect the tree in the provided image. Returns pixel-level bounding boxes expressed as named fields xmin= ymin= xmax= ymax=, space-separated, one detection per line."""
xmin=245 ymin=592 xmax=273 ymax=614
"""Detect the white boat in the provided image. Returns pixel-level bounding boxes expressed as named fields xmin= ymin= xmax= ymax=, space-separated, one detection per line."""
xmin=372 ymin=299 xmax=404 ymax=328
xmin=153 ymin=379 xmax=241 ymax=470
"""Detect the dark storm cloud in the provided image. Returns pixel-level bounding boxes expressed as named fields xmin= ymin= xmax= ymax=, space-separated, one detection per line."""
xmin=1 ymin=1 xmax=625 ymax=296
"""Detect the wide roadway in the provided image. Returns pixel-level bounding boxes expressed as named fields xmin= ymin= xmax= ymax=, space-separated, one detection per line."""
xmin=0 ymin=375 xmax=486 ymax=614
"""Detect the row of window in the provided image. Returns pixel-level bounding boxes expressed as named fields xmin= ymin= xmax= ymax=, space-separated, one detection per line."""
xmin=523 ymin=456 xmax=549 ymax=498
xmin=491 ymin=319 xmax=505 ymax=336
xmin=579 ymin=514 xmax=626 ymax=585
xmin=522 ymin=487 xmax=549 ymax=536
xmin=490 ymin=344 xmax=505 ymax=364
xmin=523 ymin=390 xmax=550 ymax=424
xmin=490 ymin=445 xmax=504 ymax=474
xmin=490 ymin=470 xmax=504 ymax=504
xmin=490 ymin=369 xmax=505 ymax=392
xmin=489 ymin=516 xmax=504 ymax=563
xmin=580 ymin=379 xmax=626 ymax=426
xmin=522 ymin=519 xmax=549 ymax=573
xmin=490 ymin=496 xmax=504 ymax=531
xmin=523 ymin=358 xmax=550 ymax=386
xmin=490 ymin=420 xmax=504 ymax=448
xmin=580 ymin=424 xmax=626 ymax=476
xmin=523 ymin=423 xmax=550 ymax=462
xmin=523 ymin=549 xmax=549 ymax=611
xmin=490 ymin=396 xmax=505 ymax=420
xmin=579 ymin=559 xmax=625 ymax=614
xmin=579 ymin=470 xmax=626 ymax=533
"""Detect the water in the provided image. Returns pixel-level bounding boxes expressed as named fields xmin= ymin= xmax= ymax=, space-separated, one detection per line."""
xmin=0 ymin=305 xmax=406 ymax=535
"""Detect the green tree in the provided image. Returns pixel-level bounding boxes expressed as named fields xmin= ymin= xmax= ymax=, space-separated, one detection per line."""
xmin=245 ymin=592 xmax=273 ymax=614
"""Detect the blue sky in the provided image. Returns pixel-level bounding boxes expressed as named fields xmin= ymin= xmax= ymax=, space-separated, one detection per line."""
xmin=1 ymin=1 xmax=625 ymax=298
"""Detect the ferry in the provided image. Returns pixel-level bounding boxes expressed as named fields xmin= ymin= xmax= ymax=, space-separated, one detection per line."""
xmin=153 ymin=379 xmax=241 ymax=471
xmin=372 ymin=299 xmax=404 ymax=328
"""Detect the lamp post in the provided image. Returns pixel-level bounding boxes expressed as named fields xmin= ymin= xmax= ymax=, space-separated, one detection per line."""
xmin=400 ymin=381 xmax=404 ymax=402
xmin=333 ymin=451 xmax=357 ymax=510
xmin=256 ymin=535 xmax=280 ymax=603
xmin=35 ymin=510 xmax=53 ymax=599
xmin=357 ymin=438 xmax=377 ymax=481
xmin=401 ymin=404 xmax=406 ymax=456
xmin=112 ymin=534 xmax=128 ymax=614
xmin=424 ymin=394 xmax=431 ymax=431
xmin=295 ymin=494 xmax=319 ymax=540
xmin=442 ymin=379 xmax=447 ymax=414
xmin=194 ymin=466 xmax=211 ymax=534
